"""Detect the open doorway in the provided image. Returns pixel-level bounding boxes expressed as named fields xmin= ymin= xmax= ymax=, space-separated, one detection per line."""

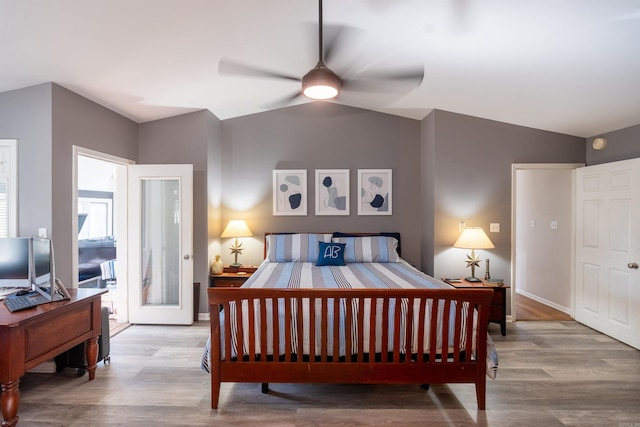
xmin=72 ymin=146 xmax=132 ymax=324
xmin=511 ymin=163 xmax=583 ymax=321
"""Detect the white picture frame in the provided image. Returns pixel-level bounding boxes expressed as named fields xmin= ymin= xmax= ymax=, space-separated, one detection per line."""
xmin=315 ymin=169 xmax=350 ymax=216
xmin=357 ymin=169 xmax=392 ymax=215
xmin=273 ymin=169 xmax=307 ymax=216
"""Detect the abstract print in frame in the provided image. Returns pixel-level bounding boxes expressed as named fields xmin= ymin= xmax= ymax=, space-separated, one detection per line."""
xmin=273 ymin=169 xmax=307 ymax=216
xmin=315 ymin=169 xmax=350 ymax=216
xmin=358 ymin=169 xmax=392 ymax=215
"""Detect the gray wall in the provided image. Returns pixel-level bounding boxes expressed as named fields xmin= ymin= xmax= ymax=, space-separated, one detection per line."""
xmin=424 ymin=110 xmax=585 ymax=285
xmin=5 ymin=82 xmax=640 ymax=319
xmin=139 ymin=110 xmax=221 ymax=314
xmin=0 ymin=83 xmax=139 ymax=286
xmin=420 ymin=111 xmax=436 ymax=274
xmin=515 ymin=168 xmax=574 ymax=311
xmin=219 ymin=102 xmax=422 ymax=267
xmin=586 ymin=123 xmax=640 ymax=165
xmin=51 ymin=84 xmax=138 ymax=285
xmin=0 ymin=84 xmax=52 ymax=238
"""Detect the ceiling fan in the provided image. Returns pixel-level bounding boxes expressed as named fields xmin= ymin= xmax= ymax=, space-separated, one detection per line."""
xmin=218 ymin=0 xmax=424 ymax=107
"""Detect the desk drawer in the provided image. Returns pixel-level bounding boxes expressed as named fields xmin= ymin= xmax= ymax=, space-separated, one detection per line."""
xmin=25 ymin=305 xmax=92 ymax=361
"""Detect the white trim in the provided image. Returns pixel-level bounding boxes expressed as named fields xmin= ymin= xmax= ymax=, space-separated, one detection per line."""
xmin=511 ymin=163 xmax=583 ymax=322
xmin=516 ymin=289 xmax=572 ymax=316
xmin=72 ymin=145 xmax=134 ymax=323
xmin=0 ymin=139 xmax=18 ymax=237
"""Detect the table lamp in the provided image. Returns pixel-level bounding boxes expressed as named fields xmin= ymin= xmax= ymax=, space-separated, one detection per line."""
xmin=221 ymin=220 xmax=253 ymax=267
xmin=453 ymin=227 xmax=495 ymax=282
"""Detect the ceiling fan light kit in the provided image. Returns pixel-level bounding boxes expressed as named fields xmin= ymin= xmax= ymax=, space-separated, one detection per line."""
xmin=302 ymin=62 xmax=341 ymax=99
xmin=218 ymin=0 xmax=423 ymax=107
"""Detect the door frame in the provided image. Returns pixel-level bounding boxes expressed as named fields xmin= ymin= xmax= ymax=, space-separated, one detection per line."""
xmin=511 ymin=163 xmax=583 ymax=321
xmin=126 ymin=164 xmax=193 ymax=325
xmin=72 ymin=146 xmax=134 ymax=322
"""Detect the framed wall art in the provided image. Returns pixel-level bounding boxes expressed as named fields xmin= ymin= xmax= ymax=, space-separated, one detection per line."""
xmin=357 ymin=169 xmax=392 ymax=215
xmin=273 ymin=169 xmax=307 ymax=216
xmin=315 ymin=169 xmax=349 ymax=215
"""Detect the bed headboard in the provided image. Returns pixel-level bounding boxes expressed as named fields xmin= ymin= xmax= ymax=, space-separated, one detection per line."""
xmin=263 ymin=232 xmax=401 ymax=258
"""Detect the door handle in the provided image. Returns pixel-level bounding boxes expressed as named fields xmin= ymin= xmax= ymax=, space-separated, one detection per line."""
xmin=183 ymin=254 xmax=191 ymax=260
xmin=628 ymin=262 xmax=638 ymax=269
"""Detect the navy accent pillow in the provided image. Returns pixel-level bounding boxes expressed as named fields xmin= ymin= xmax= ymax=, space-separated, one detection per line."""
xmin=316 ymin=242 xmax=346 ymax=266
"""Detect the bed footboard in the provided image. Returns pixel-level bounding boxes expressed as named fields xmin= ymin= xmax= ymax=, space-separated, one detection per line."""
xmin=207 ymin=287 xmax=493 ymax=410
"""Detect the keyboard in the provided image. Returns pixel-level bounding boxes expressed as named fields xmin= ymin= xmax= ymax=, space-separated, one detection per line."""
xmin=4 ymin=295 xmax=38 ymax=312
xmin=0 ymin=288 xmax=22 ymax=298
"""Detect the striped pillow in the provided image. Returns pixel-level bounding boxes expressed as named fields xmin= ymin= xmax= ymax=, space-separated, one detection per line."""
xmin=266 ymin=233 xmax=333 ymax=262
xmin=331 ymin=235 xmax=400 ymax=263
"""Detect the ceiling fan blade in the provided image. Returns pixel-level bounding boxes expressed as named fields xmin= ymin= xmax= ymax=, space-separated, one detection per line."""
xmin=218 ymin=58 xmax=301 ymax=82
xmin=341 ymin=78 xmax=414 ymax=94
xmin=263 ymin=91 xmax=304 ymax=110
xmin=322 ymin=24 xmax=360 ymax=65
xmin=341 ymin=65 xmax=424 ymax=93
xmin=362 ymin=66 xmax=425 ymax=85
xmin=450 ymin=0 xmax=473 ymax=33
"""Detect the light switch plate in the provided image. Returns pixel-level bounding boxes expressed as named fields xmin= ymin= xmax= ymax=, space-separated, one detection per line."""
xmin=490 ymin=223 xmax=500 ymax=233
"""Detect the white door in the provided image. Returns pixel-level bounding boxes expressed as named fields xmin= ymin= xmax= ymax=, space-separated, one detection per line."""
xmin=128 ymin=164 xmax=193 ymax=325
xmin=575 ymin=158 xmax=640 ymax=349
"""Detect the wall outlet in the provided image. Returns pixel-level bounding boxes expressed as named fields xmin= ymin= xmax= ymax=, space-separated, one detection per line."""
xmin=38 ymin=227 xmax=47 ymax=238
xmin=551 ymin=220 xmax=558 ymax=230
xmin=490 ymin=223 xmax=500 ymax=233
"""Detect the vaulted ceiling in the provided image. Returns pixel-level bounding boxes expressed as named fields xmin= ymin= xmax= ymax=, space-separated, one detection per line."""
xmin=1 ymin=0 xmax=639 ymax=137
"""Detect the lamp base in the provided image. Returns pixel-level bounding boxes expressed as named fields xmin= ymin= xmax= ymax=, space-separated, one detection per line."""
xmin=230 ymin=262 xmax=242 ymax=267
xmin=464 ymin=276 xmax=482 ymax=283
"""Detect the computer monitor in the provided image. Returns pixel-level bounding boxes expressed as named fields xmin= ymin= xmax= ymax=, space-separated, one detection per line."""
xmin=33 ymin=236 xmax=69 ymax=302
xmin=0 ymin=237 xmax=32 ymax=289
xmin=32 ymin=236 xmax=54 ymax=286
xmin=31 ymin=236 xmax=70 ymax=301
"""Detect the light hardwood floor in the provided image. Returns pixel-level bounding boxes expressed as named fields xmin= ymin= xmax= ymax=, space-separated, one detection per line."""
xmin=15 ymin=320 xmax=640 ymax=426
xmin=516 ymin=294 xmax=573 ymax=321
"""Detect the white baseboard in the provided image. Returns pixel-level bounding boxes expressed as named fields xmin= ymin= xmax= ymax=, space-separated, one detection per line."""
xmin=516 ymin=289 xmax=572 ymax=315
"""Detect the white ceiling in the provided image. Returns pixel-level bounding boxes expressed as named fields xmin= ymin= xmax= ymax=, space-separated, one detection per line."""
xmin=1 ymin=0 xmax=639 ymax=138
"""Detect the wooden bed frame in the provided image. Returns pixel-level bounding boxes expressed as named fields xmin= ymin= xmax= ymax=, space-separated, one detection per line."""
xmin=207 ymin=286 xmax=494 ymax=410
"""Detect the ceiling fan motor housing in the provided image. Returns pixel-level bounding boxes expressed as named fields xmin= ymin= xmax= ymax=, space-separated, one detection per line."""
xmin=302 ymin=61 xmax=342 ymax=99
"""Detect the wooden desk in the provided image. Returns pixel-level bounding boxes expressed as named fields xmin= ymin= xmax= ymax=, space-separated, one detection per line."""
xmin=0 ymin=288 xmax=106 ymax=426
xmin=444 ymin=279 xmax=509 ymax=336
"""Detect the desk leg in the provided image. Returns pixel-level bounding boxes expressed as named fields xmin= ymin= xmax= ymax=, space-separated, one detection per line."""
xmin=86 ymin=337 xmax=98 ymax=380
xmin=1 ymin=379 xmax=19 ymax=427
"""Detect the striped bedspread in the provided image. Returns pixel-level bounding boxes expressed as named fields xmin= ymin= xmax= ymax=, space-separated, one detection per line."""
xmin=201 ymin=260 xmax=468 ymax=371
xmin=245 ymin=260 xmax=453 ymax=291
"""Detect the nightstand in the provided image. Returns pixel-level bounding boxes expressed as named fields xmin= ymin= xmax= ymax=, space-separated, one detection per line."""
xmin=443 ymin=279 xmax=509 ymax=336
xmin=209 ymin=266 xmax=257 ymax=288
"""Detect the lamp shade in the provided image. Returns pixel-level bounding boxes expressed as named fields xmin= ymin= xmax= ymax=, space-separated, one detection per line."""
xmin=302 ymin=62 xmax=341 ymax=100
xmin=453 ymin=227 xmax=495 ymax=249
xmin=221 ymin=220 xmax=253 ymax=238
